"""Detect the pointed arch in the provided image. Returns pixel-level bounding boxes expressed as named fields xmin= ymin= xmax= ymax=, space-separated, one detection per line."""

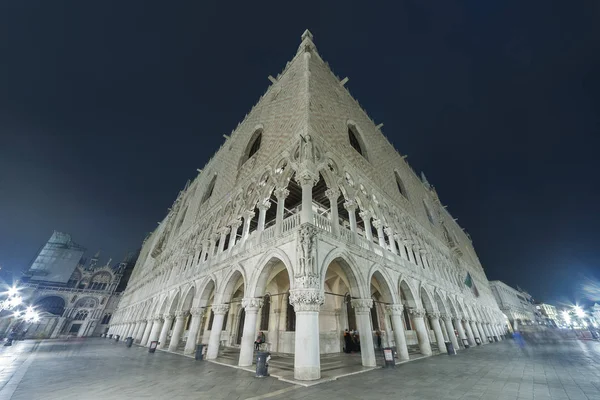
xmin=366 ymin=264 xmax=398 ymax=304
xmin=250 ymin=249 xmax=294 ymax=297
xmin=320 ymin=249 xmax=366 ymax=298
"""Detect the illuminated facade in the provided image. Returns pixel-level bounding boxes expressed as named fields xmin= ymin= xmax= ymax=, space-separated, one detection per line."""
xmin=110 ymin=31 xmax=506 ymax=381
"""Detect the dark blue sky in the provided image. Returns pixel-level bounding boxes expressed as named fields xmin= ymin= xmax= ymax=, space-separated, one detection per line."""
xmin=1 ymin=1 xmax=599 ymax=305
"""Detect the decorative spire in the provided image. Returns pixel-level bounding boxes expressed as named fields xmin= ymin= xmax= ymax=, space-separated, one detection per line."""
xmin=297 ymin=29 xmax=317 ymax=55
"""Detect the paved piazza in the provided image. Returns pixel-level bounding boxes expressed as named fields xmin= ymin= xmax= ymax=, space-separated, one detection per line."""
xmin=0 ymin=338 xmax=599 ymax=399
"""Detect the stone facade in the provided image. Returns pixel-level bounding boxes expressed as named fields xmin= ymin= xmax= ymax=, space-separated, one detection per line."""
xmin=490 ymin=280 xmax=538 ymax=330
xmin=110 ymin=30 xmax=506 ymax=381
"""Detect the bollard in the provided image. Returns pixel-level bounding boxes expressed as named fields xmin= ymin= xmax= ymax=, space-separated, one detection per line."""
xmin=255 ymin=351 xmax=270 ymax=378
xmin=475 ymin=337 xmax=481 ymax=345
xmin=493 ymin=336 xmax=498 ymax=342
xmin=126 ymin=337 xmax=134 ymax=348
xmin=444 ymin=341 xmax=456 ymax=355
xmin=115 ymin=335 xmax=120 ymax=342
xmin=195 ymin=344 xmax=205 ymax=360
xmin=148 ymin=341 xmax=158 ymax=353
xmin=487 ymin=336 xmax=493 ymax=343
xmin=108 ymin=334 xmax=113 ymax=339
xmin=382 ymin=347 xmax=395 ymax=367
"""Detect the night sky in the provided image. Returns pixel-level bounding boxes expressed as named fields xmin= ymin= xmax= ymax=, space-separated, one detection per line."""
xmin=1 ymin=1 xmax=599 ymax=306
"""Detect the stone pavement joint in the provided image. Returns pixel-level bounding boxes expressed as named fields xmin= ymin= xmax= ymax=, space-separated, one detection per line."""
xmin=0 ymin=338 xmax=599 ymax=400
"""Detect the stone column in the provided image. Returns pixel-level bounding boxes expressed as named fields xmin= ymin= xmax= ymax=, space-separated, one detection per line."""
xmin=468 ymin=320 xmax=480 ymax=345
xmin=325 ymin=189 xmax=340 ymax=236
xmin=410 ymin=308 xmax=432 ymax=356
xmin=184 ymin=308 xmax=205 ymax=355
xmin=274 ymin=188 xmax=289 ymax=236
xmin=238 ymin=298 xmax=263 ymax=366
xmin=136 ymin=320 xmax=148 ymax=342
xmin=131 ymin=321 xmax=142 ymax=340
xmin=200 ymin=240 xmax=209 ymax=264
xmin=51 ymin=317 xmax=66 ymax=338
xmin=257 ymin=200 xmax=271 ymax=232
xmin=207 ymin=236 xmax=217 ymax=260
xmin=344 ymin=200 xmax=358 ymax=239
xmin=462 ymin=319 xmax=475 ymax=346
xmin=373 ymin=219 xmax=386 ymax=248
xmin=167 ymin=311 xmax=188 ymax=351
xmin=206 ymin=304 xmax=229 ymax=360
xmin=477 ymin=322 xmax=488 ymax=343
xmin=217 ymin=227 xmax=230 ymax=254
xmin=360 ymin=211 xmax=373 ymax=242
xmin=297 ymin=174 xmax=316 ymax=224
xmin=77 ymin=319 xmax=90 ymax=337
xmin=405 ymin=242 xmax=416 ymax=264
xmin=227 ymin=220 xmax=241 ymax=250
xmin=429 ymin=312 xmax=447 ymax=353
xmin=386 ymin=304 xmax=409 ymax=361
xmin=385 ymin=228 xmax=398 ymax=255
xmin=142 ymin=319 xmax=154 ymax=345
xmin=443 ymin=315 xmax=460 ymax=352
xmin=126 ymin=322 xmax=136 ymax=338
xmin=351 ymin=299 xmax=376 ymax=367
xmin=289 ymin=278 xmax=324 ymax=381
xmin=242 ymin=211 xmax=255 ymax=242
xmin=157 ymin=314 xmax=174 ymax=349
xmin=453 ymin=317 xmax=467 ymax=347
xmin=147 ymin=316 xmax=164 ymax=346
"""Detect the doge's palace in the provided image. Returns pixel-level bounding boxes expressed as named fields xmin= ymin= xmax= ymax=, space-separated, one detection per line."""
xmin=109 ymin=30 xmax=506 ymax=381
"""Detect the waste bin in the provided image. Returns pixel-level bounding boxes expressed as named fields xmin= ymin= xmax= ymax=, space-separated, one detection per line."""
xmin=115 ymin=335 xmax=120 ymax=342
xmin=475 ymin=337 xmax=481 ymax=345
xmin=255 ymin=351 xmax=270 ymax=377
xmin=126 ymin=337 xmax=134 ymax=348
xmin=108 ymin=334 xmax=113 ymax=339
xmin=493 ymin=336 xmax=498 ymax=342
xmin=461 ymin=338 xmax=470 ymax=349
xmin=444 ymin=341 xmax=456 ymax=355
xmin=487 ymin=336 xmax=493 ymax=343
xmin=195 ymin=344 xmax=205 ymax=360
xmin=382 ymin=347 xmax=395 ymax=367
xmin=148 ymin=341 xmax=159 ymax=353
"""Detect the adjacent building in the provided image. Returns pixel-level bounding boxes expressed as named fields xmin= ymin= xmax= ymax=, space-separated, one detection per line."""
xmin=536 ymin=303 xmax=559 ymax=326
xmin=0 ymin=232 xmax=137 ymax=339
xmin=110 ymin=31 xmax=507 ymax=381
xmin=489 ymin=280 xmax=539 ymax=329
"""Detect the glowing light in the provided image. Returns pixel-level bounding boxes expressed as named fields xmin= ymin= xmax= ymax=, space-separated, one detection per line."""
xmin=562 ymin=310 xmax=571 ymax=325
xmin=574 ymin=305 xmax=585 ymax=318
xmin=7 ymin=286 xmax=18 ymax=297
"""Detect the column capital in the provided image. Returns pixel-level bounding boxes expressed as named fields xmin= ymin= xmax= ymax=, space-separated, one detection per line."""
xmin=211 ymin=304 xmax=229 ymax=315
xmin=428 ymin=311 xmax=442 ymax=320
xmin=190 ymin=307 xmax=205 ymax=317
xmin=152 ymin=315 xmax=164 ymax=322
xmin=384 ymin=227 xmax=395 ymax=236
xmin=440 ymin=314 xmax=451 ymax=322
xmin=174 ymin=310 xmax=189 ymax=319
xmin=295 ymin=169 xmax=318 ymax=187
xmin=289 ymin=287 xmax=324 ymax=312
xmin=324 ymin=188 xmax=340 ymax=201
xmin=385 ymin=303 xmax=404 ymax=316
xmin=229 ymin=219 xmax=242 ymax=229
xmin=372 ymin=219 xmax=383 ymax=229
xmin=351 ymin=298 xmax=373 ymax=313
xmin=359 ymin=210 xmax=372 ymax=220
xmin=343 ymin=199 xmax=357 ymax=211
xmin=241 ymin=297 xmax=264 ymax=311
xmin=242 ymin=210 xmax=255 ymax=220
xmin=274 ymin=187 xmax=289 ymax=199
xmin=162 ymin=314 xmax=174 ymax=321
xmin=218 ymin=226 xmax=231 ymax=235
xmin=257 ymin=199 xmax=272 ymax=211
xmin=409 ymin=307 xmax=427 ymax=318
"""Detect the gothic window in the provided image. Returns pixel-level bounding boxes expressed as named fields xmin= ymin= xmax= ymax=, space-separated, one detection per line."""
xmin=75 ymin=297 xmax=98 ymax=309
xmin=423 ymin=200 xmax=435 ymax=225
xmin=202 ymin=175 xmax=217 ymax=204
xmin=348 ymin=125 xmax=367 ymax=159
xmin=89 ymin=272 xmax=111 ymax=291
xmin=101 ymin=313 xmax=112 ymax=324
xmin=74 ymin=310 xmax=88 ymax=321
xmin=260 ymin=294 xmax=271 ymax=331
xmin=247 ymin=131 xmax=262 ymax=160
xmin=395 ymin=171 xmax=408 ymax=198
xmin=286 ymin=293 xmax=296 ymax=331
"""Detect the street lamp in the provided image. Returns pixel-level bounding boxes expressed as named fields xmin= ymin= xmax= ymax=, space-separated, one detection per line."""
xmin=562 ymin=310 xmax=571 ymax=326
xmin=1 ymin=286 xmax=23 ymax=312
